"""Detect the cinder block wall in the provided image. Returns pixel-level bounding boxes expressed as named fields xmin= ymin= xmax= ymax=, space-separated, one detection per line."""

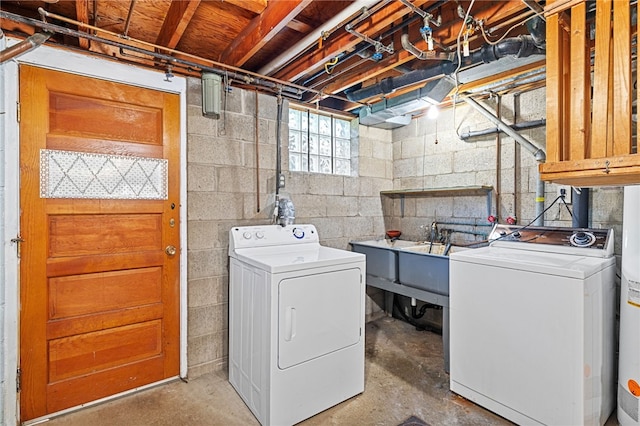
xmin=185 ymin=78 xmax=393 ymax=377
xmin=388 ymin=88 xmax=624 ymax=251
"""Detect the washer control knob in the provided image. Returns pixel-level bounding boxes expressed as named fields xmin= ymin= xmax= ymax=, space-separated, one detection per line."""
xmin=255 ymin=231 xmax=265 ymax=239
xmin=242 ymin=231 xmax=252 ymax=240
xmin=292 ymin=228 xmax=305 ymax=239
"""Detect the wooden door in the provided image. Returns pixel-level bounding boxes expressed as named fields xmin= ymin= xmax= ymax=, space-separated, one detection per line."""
xmin=19 ymin=65 xmax=180 ymax=421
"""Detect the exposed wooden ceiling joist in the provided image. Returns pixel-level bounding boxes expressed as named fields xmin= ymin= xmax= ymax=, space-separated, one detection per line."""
xmin=75 ymin=0 xmax=90 ymax=49
xmin=155 ymin=0 xmax=201 ymax=49
xmin=220 ymin=0 xmax=313 ymax=67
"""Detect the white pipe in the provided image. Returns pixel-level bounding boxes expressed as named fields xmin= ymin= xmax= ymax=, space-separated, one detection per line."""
xmin=257 ymin=0 xmax=380 ymax=76
xmin=463 ymin=96 xmax=547 ymax=225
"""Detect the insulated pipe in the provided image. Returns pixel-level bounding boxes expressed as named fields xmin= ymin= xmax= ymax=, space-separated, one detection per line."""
xmin=462 ymin=96 xmax=546 ymax=225
xmin=0 ymin=32 xmax=51 ymax=63
xmin=257 ymin=0 xmax=380 ymax=76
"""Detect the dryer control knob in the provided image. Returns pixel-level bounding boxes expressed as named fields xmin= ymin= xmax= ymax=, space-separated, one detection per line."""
xmin=243 ymin=231 xmax=252 ymax=240
xmin=292 ymin=228 xmax=305 ymax=239
xmin=255 ymin=231 xmax=265 ymax=239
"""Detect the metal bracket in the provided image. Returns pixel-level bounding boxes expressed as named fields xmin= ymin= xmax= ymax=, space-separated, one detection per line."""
xmin=11 ymin=236 xmax=24 ymax=258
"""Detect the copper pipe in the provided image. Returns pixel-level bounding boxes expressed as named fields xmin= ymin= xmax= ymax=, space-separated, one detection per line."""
xmin=0 ymin=32 xmax=51 ymax=63
xmin=255 ymin=90 xmax=261 ymax=213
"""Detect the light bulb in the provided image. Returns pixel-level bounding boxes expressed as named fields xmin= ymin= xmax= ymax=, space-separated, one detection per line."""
xmin=427 ymin=105 xmax=439 ymax=119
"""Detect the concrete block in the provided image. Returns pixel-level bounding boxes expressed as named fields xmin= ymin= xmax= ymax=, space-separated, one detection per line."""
xmin=188 ymin=276 xmax=228 ymax=308
xmin=187 ymin=106 xmax=218 ymax=136
xmin=311 ymin=217 xmax=345 ymax=240
xmin=416 ymin=197 xmax=454 ymax=219
xmin=291 ymin=194 xmax=327 ymax=217
xmin=217 ymin=166 xmax=257 ymax=193
xmin=326 ymin=195 xmax=359 ymax=217
xmin=188 ymin=164 xmax=217 ymax=192
xmin=423 ymin=152 xmax=453 ymax=175
xmin=358 ymin=196 xmax=383 ymax=217
xmin=358 ymin=136 xmax=374 ymax=158
xmin=433 ymin=172 xmax=476 ymax=188
xmin=372 ymin=139 xmax=393 ymax=160
xmin=393 ymin=158 xmax=417 ymax=178
xmin=401 ymin=137 xmax=426 ymax=159
xmin=343 ymin=216 xmax=377 ymax=238
xmin=218 ymin=113 xmax=258 ymax=142
xmin=454 ymin=146 xmax=495 ymax=173
xmin=188 ymin=303 xmax=228 ymax=337
xmin=187 ymin=220 xmax=219 ymax=250
xmin=391 ymin=119 xmax=417 ymax=140
xmin=187 ymin=192 xmax=244 ymax=220
xmin=308 ymin=174 xmax=344 ymax=195
xmin=187 ymin=248 xmax=216 ymax=280
xmin=186 ymin=77 xmax=202 ymax=106
xmin=591 ymin=187 xmax=624 ymax=223
xmin=222 ymin=88 xmax=243 ymax=114
xmin=360 ymin=125 xmax=393 ymax=142
xmin=188 ymin=134 xmax=243 ymax=166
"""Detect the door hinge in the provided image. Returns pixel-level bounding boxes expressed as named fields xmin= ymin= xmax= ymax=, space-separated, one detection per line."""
xmin=16 ymin=102 xmax=20 ymax=123
xmin=16 ymin=368 xmax=21 ymax=392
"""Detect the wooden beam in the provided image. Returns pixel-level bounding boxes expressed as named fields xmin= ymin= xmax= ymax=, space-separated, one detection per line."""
xmin=568 ymin=2 xmax=588 ymax=161
xmin=220 ymin=0 xmax=313 ymax=67
xmin=225 ymin=0 xmax=267 ymax=15
xmin=545 ymin=14 xmax=563 ymax=163
xmin=272 ymin=0 xmax=432 ymax=82
xmin=287 ymin=19 xmax=313 ymax=34
xmin=155 ymin=0 xmax=201 ymax=49
xmin=591 ymin=0 xmax=611 ymax=159
xmin=75 ymin=0 xmax=90 ymax=49
xmin=612 ymin=0 xmax=632 ymax=155
xmin=275 ymin=0 xmax=528 ymax=84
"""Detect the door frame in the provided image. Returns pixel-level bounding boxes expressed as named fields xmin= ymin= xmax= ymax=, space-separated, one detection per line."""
xmin=2 ymin=37 xmax=188 ymax=425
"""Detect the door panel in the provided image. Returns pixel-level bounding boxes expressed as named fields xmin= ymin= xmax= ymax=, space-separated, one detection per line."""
xmin=19 ymin=65 xmax=180 ymax=421
xmin=278 ymin=268 xmax=362 ymax=369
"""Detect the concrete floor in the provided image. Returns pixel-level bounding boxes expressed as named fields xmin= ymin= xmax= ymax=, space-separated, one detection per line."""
xmin=43 ymin=316 xmax=618 ymax=426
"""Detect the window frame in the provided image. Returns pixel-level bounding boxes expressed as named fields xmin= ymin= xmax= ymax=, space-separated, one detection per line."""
xmin=287 ymin=105 xmax=355 ymax=176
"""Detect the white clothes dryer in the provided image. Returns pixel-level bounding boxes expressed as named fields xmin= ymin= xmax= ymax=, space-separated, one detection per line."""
xmin=228 ymin=224 xmax=366 ymax=426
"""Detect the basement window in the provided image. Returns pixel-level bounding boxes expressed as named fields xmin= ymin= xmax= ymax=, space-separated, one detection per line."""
xmin=288 ymin=107 xmax=354 ymax=176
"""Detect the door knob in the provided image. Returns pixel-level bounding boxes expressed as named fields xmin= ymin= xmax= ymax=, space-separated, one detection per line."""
xmin=165 ymin=245 xmax=177 ymax=256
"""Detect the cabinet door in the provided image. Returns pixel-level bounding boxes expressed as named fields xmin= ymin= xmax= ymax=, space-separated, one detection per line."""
xmin=278 ymin=268 xmax=362 ymax=369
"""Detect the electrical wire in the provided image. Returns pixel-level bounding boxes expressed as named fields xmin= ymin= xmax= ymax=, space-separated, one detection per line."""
xmin=452 ymin=0 xmax=476 ymax=94
xmin=478 ymin=14 xmax=538 ymax=46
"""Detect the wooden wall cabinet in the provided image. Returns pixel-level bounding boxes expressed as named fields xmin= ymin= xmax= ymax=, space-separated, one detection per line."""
xmin=539 ymin=0 xmax=639 ymax=186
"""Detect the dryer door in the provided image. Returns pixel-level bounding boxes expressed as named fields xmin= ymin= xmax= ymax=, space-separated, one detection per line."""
xmin=278 ymin=267 xmax=362 ymax=369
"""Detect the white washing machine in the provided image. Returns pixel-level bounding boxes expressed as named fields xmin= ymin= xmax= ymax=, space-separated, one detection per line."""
xmin=228 ymin=224 xmax=366 ymax=426
xmin=450 ymin=224 xmax=616 ymax=426
xmin=619 ymin=185 xmax=640 ymax=426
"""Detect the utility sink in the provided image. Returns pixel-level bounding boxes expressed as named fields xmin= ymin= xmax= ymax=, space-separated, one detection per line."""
xmin=349 ymin=239 xmax=420 ymax=282
xmin=397 ymin=243 xmax=470 ymax=296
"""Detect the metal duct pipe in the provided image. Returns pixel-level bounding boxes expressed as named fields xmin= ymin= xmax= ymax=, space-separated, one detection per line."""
xmin=462 ymin=96 xmax=546 ymax=226
xmin=0 ymin=32 xmax=51 ymax=63
xmin=459 ymin=119 xmax=546 ymax=140
xmin=347 ymin=35 xmax=544 ymax=102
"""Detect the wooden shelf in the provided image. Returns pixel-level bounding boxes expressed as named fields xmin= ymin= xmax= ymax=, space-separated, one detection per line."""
xmin=380 ymin=186 xmax=493 ymax=198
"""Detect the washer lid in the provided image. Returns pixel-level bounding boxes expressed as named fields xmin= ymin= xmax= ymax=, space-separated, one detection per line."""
xmin=450 ymin=246 xmax=615 ymax=279
xmin=234 ymin=245 xmax=365 ymax=273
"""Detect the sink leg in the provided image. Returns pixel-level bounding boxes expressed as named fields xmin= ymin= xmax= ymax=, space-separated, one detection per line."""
xmin=384 ymin=291 xmax=394 ymax=316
